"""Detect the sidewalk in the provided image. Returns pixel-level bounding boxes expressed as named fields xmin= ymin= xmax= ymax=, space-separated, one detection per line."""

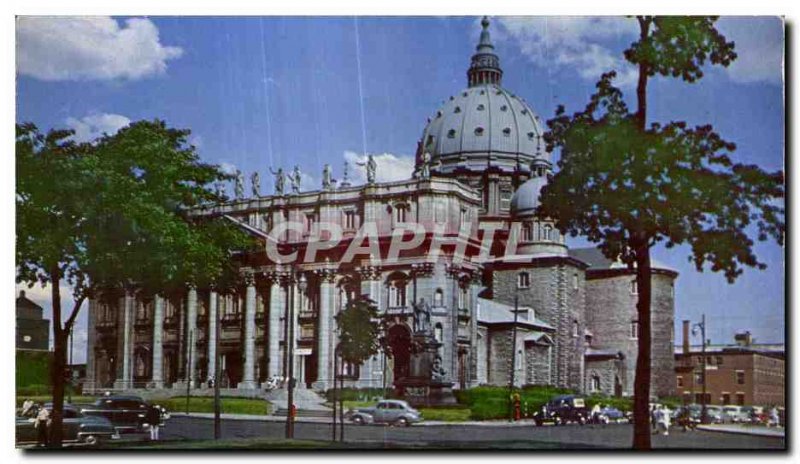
xmin=696 ymin=423 xmax=785 ymax=438
xmin=169 ymin=412 xmax=540 ymax=427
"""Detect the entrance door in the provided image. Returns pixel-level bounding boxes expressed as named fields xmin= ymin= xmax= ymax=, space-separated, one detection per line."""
xmin=387 ymin=325 xmax=411 ymax=385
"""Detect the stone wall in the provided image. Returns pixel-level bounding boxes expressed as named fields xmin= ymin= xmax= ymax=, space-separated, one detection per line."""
xmin=525 ymin=343 xmax=551 ymax=385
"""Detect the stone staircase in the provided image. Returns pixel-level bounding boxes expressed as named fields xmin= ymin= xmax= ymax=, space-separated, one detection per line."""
xmin=266 ymin=387 xmax=333 ymax=418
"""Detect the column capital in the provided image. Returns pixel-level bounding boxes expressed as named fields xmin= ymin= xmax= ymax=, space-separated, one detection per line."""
xmin=411 ymin=262 xmax=435 ymax=278
xmin=356 ymin=265 xmax=382 ymax=281
xmin=242 ymin=271 xmax=256 ymax=287
xmin=314 ymin=268 xmax=338 ymax=284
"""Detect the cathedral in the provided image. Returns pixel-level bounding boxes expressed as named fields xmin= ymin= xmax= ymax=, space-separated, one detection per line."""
xmin=85 ymin=17 xmax=677 ymax=400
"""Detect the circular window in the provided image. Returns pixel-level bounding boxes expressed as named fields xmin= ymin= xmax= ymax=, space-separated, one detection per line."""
xmin=475 ymin=127 xmax=484 ymax=136
xmin=447 ymin=129 xmax=456 ymax=138
xmin=477 ymin=104 xmax=485 ymax=111
xmin=23 ymin=335 xmax=32 ymax=342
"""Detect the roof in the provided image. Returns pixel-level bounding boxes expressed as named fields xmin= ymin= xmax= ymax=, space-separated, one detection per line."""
xmin=674 ymin=343 xmax=785 ymax=356
xmin=523 ymin=331 xmax=554 ymax=345
xmin=477 ymin=298 xmax=554 ymax=330
xmin=568 ymin=247 xmax=678 ymax=273
xmin=16 ymin=290 xmax=43 ymax=311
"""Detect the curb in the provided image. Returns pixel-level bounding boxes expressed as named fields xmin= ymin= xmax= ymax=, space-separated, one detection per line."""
xmin=169 ymin=412 xmax=543 ymax=427
xmin=695 ymin=425 xmax=785 ymax=439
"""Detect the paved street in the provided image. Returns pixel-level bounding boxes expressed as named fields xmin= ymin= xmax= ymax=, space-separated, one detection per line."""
xmin=140 ymin=416 xmax=785 ymax=450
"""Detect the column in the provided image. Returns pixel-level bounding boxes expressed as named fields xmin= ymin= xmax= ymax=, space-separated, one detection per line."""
xmin=267 ymin=277 xmax=283 ymax=380
xmin=85 ymin=298 xmax=97 ymax=393
xmin=313 ymin=272 xmax=335 ymax=390
xmin=239 ymin=276 xmax=258 ymax=389
xmin=150 ymin=294 xmax=165 ymax=388
xmin=207 ymin=291 xmax=217 ymax=385
xmin=115 ymin=290 xmax=134 ymax=390
xmin=186 ymin=286 xmax=198 ymax=388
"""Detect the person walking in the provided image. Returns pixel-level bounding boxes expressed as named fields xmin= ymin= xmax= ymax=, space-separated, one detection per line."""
xmin=656 ymin=405 xmax=671 ymax=436
xmin=146 ymin=404 xmax=162 ymax=441
xmin=21 ymin=398 xmax=34 ymax=417
xmin=650 ymin=405 xmax=658 ymax=434
xmin=34 ymin=403 xmax=50 ymax=447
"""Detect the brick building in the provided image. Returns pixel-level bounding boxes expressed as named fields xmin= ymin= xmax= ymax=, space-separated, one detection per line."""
xmin=675 ymin=326 xmax=784 ymax=407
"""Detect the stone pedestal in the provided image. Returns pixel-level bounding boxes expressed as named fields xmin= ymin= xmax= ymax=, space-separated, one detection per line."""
xmin=395 ymin=332 xmax=457 ymax=406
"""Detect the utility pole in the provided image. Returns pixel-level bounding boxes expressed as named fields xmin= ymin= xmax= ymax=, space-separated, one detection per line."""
xmin=68 ymin=325 xmax=73 ymax=403
xmin=692 ymin=314 xmax=708 ymax=424
xmin=214 ymin=295 xmax=221 ymax=440
xmin=508 ymin=291 xmax=519 ymax=422
xmin=185 ymin=330 xmax=193 ymax=414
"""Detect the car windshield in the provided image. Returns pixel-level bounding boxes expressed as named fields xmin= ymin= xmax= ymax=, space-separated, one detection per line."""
xmin=573 ymin=399 xmax=585 ymax=408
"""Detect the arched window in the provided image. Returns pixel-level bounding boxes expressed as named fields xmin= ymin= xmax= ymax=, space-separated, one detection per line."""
xmin=591 ymin=374 xmax=601 ymax=392
xmin=395 ymin=203 xmax=408 ymax=224
xmin=458 ymin=285 xmax=469 ymax=310
xmin=387 ymin=274 xmax=408 ymax=308
xmin=522 ymin=223 xmax=533 ymax=242
xmin=135 ymin=352 xmax=147 ymax=377
xmin=434 ymin=323 xmax=443 ymax=343
xmin=434 ymin=289 xmax=444 ymax=307
xmin=517 ymin=272 xmax=530 ymax=289
xmin=543 ymin=225 xmax=552 ymax=241
xmin=573 ymin=320 xmax=579 ymax=337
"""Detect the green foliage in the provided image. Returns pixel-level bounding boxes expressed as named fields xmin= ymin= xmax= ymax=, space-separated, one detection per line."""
xmin=324 ymin=387 xmax=389 ymax=402
xmin=454 ymin=385 xmax=573 ymax=420
xmin=542 ymin=72 xmax=784 ymax=281
xmin=624 ymin=17 xmax=736 ymax=82
xmin=334 ymin=296 xmax=384 ymax=366
xmin=16 ymin=351 xmax=51 ymax=389
xmin=585 ymin=394 xmax=633 ymax=412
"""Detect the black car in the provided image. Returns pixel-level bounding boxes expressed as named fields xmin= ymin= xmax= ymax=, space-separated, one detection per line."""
xmin=533 ymin=395 xmax=589 ymax=426
xmin=78 ymin=395 xmax=156 ymax=434
xmin=16 ymin=403 xmax=119 ymax=447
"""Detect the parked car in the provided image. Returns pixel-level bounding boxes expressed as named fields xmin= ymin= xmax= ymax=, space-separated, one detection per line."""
xmin=345 ymin=399 xmax=422 ymax=426
xmin=721 ymin=405 xmax=748 ymax=423
xmin=533 ymin=395 xmax=589 ymax=426
xmin=704 ymin=405 xmax=724 ymax=423
xmin=79 ymin=395 xmax=163 ymax=433
xmin=16 ymin=403 xmax=119 ymax=447
xmin=597 ymin=406 xmax=626 ymax=424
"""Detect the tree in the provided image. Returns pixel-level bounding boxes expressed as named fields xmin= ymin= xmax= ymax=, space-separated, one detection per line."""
xmin=16 ymin=120 xmax=254 ymax=447
xmin=332 ymin=295 xmax=384 ymax=440
xmin=538 ymin=17 xmax=784 ymax=450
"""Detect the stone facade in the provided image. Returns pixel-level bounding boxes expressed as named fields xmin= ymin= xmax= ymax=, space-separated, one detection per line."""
xmin=83 ymin=17 xmax=678 ymax=401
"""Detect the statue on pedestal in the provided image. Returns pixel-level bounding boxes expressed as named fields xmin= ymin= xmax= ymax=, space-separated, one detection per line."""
xmin=269 ymin=167 xmax=285 ymax=196
xmin=413 ymin=298 xmax=432 ymax=334
xmin=291 ymin=166 xmax=302 ymax=194
xmin=234 ymin=170 xmax=245 ymax=199
xmin=251 ymin=171 xmax=261 ymax=197
xmin=356 ymin=154 xmax=377 ymax=184
xmin=321 ymin=163 xmax=337 ymax=190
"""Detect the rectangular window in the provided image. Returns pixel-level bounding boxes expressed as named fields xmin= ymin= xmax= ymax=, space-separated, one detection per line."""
xmin=522 ymin=224 xmax=533 ymax=242
xmin=736 ymin=393 xmax=745 ymax=406
xmin=396 ymin=205 xmax=407 ymax=224
xmin=499 ymin=188 xmax=512 ymax=210
xmin=344 ymin=211 xmax=356 ymax=229
xmin=305 ymin=213 xmax=315 ymax=233
xmin=630 ymin=321 xmax=639 ymax=339
xmin=573 ymin=273 xmax=579 ymax=290
xmin=677 ymin=376 xmax=683 ymax=388
xmin=460 ymin=208 xmax=469 ymax=227
xmin=736 ymin=370 xmax=745 ymax=385
xmin=722 ymin=393 xmax=731 ymax=405
xmin=716 ymin=356 xmax=723 ymax=365
xmin=695 ymin=372 xmax=704 ymax=385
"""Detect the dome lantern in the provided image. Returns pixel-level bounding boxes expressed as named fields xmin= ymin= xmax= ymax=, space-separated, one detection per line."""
xmin=467 ymin=16 xmax=503 ymax=87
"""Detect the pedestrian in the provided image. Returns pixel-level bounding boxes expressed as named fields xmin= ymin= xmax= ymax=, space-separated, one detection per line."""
xmin=656 ymin=405 xmax=671 ymax=436
xmin=591 ymin=403 xmax=602 ymax=425
xmin=650 ymin=405 xmax=658 ymax=433
xmin=34 ymin=403 xmax=50 ymax=447
xmin=146 ymin=404 xmax=162 ymax=441
xmin=768 ymin=406 xmax=779 ymax=428
xmin=21 ymin=398 xmax=34 ymax=417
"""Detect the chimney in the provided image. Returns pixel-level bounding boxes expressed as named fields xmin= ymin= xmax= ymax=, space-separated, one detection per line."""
xmin=18 ymin=290 xmax=26 ymax=299
xmin=734 ymin=331 xmax=752 ymax=347
xmin=682 ymin=320 xmax=690 ymax=355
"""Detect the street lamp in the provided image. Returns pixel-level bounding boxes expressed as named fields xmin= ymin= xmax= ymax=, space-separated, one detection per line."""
xmin=691 ymin=314 xmax=708 ymax=424
xmin=508 ymin=275 xmax=520 ymax=422
xmin=285 ymin=272 xmax=306 ymax=439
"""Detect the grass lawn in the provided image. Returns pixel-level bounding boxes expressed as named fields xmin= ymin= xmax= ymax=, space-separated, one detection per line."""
xmin=159 ymin=396 xmax=272 ymax=415
xmin=338 ymin=400 xmax=471 ymax=422
xmin=16 ymin=395 xmax=271 ymax=416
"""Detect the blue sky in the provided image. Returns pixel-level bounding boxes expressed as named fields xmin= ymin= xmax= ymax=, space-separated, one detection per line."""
xmin=15 ymin=16 xmax=784 ymax=361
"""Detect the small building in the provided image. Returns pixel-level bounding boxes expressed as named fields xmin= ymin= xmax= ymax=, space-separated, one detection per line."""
xmin=16 ymin=290 xmax=50 ymax=352
xmin=674 ymin=325 xmax=784 ymax=407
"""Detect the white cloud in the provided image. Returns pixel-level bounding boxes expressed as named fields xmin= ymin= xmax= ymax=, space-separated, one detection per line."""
xmin=343 ymin=151 xmax=415 ymax=184
xmin=493 ymin=16 xmax=640 ymax=87
xmin=218 ymin=162 xmax=238 ymax=176
xmin=65 ymin=113 xmax=130 ymax=143
xmin=17 ymin=16 xmax=183 ymax=82
xmin=716 ymin=17 xmax=783 ymax=85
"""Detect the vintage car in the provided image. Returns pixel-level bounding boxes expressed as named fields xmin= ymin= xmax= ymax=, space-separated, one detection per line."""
xmin=78 ymin=395 xmax=163 ymax=434
xmin=345 ymin=399 xmax=422 ymax=426
xmin=533 ymin=395 xmax=589 ymax=426
xmin=594 ymin=406 xmax=626 ymax=424
xmin=16 ymin=403 xmax=119 ymax=447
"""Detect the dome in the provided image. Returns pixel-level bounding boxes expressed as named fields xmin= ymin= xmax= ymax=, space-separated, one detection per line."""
xmin=419 ymin=84 xmax=546 ymax=173
xmin=416 ymin=17 xmax=548 ymax=176
xmin=510 ymin=174 xmax=547 ymax=217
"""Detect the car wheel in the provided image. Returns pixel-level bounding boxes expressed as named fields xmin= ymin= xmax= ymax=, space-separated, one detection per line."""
xmin=353 ymin=416 xmax=364 ymax=426
xmin=396 ymin=417 xmax=410 ymax=427
xmin=82 ymin=435 xmax=99 ymax=447
xmin=554 ymin=416 xmax=562 ymax=426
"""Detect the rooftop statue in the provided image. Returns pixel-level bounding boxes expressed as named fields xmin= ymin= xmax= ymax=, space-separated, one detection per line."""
xmin=322 ymin=163 xmax=337 ymax=190
xmin=413 ymin=298 xmax=432 ymax=334
xmin=234 ymin=169 xmax=245 ymax=199
xmin=269 ymin=167 xmax=285 ymax=195
xmin=291 ymin=166 xmax=302 ymax=194
xmin=356 ymin=154 xmax=377 ymax=184
xmin=251 ymin=171 xmax=261 ymax=197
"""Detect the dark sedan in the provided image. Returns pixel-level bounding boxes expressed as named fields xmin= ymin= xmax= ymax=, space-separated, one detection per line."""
xmin=78 ymin=395 xmax=155 ymax=434
xmin=16 ymin=404 xmax=119 ymax=447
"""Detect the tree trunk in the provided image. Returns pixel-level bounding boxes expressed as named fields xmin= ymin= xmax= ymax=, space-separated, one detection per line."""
xmin=632 ymin=242 xmax=653 ymax=450
xmin=49 ymin=268 xmax=65 ymax=448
